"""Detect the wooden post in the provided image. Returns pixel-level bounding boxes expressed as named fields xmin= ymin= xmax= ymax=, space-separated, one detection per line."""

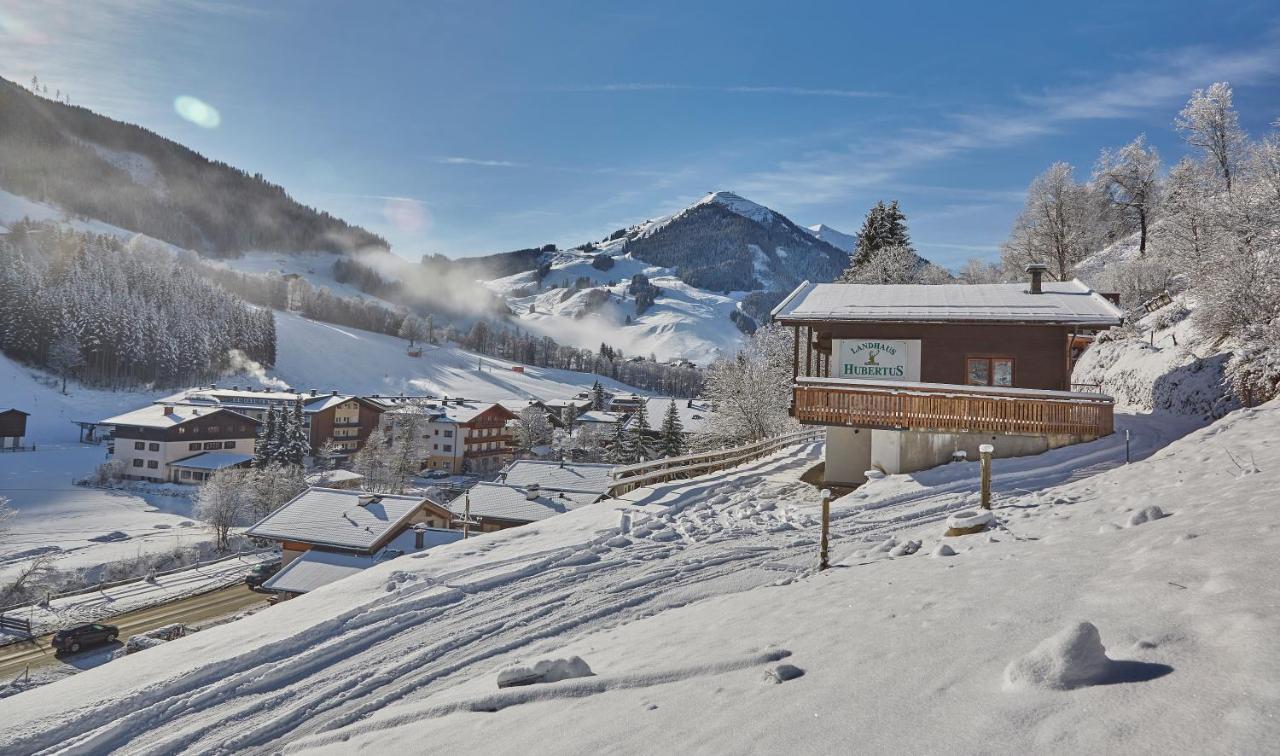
xmin=979 ymin=444 xmax=994 ymax=510
xmin=463 ymin=494 xmax=472 ymax=538
xmin=819 ymin=488 xmax=831 ymax=571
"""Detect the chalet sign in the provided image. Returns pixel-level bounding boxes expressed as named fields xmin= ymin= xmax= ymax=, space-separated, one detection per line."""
xmin=835 ymin=339 xmax=921 ymax=382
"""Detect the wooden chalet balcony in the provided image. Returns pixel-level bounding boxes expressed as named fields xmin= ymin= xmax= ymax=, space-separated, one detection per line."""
xmin=793 ymin=377 xmax=1114 ymax=439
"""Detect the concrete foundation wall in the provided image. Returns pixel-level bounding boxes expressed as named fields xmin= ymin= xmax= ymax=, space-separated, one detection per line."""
xmin=822 ymin=425 xmax=1096 ymax=484
xmin=824 ymin=427 xmax=872 ymax=486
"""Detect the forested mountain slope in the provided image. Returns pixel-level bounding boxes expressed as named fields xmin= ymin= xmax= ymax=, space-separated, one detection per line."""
xmin=0 ymin=77 xmax=385 ymax=257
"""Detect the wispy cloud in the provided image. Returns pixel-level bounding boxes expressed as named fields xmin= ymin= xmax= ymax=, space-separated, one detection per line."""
xmin=434 ymin=156 xmax=523 ymax=168
xmin=732 ymin=38 xmax=1280 ymax=209
xmin=552 ymin=83 xmax=892 ymax=98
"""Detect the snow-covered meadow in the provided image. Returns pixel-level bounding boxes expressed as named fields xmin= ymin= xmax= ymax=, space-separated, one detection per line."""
xmin=2 ymin=392 xmax=1273 ymax=752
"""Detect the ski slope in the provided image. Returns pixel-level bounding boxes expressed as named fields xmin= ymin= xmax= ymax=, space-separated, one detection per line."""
xmin=5 ymin=399 xmax=1272 ymax=753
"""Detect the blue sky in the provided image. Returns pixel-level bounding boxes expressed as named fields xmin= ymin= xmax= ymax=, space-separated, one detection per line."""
xmin=2 ymin=0 xmax=1279 ymax=268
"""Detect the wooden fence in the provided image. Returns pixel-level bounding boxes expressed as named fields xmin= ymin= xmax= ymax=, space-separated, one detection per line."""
xmin=793 ymin=378 xmax=1114 ymax=438
xmin=607 ymin=427 xmax=824 ymax=497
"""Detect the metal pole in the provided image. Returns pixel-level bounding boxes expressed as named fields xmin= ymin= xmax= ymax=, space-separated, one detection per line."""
xmin=979 ymin=444 xmax=994 ymax=510
xmin=463 ymin=494 xmax=471 ymax=539
xmin=1125 ymin=429 xmax=1131 ymax=464
xmin=819 ymin=489 xmax=831 ymax=571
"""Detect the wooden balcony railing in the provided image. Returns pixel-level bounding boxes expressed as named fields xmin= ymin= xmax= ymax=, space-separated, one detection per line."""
xmin=793 ymin=377 xmax=1114 ymax=438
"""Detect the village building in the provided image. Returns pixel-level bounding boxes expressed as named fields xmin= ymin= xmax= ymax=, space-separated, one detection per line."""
xmin=0 ymin=408 xmax=29 ymax=451
xmin=772 ymin=267 xmax=1123 ymax=487
xmin=246 ymin=487 xmax=460 ymax=596
xmin=417 ymin=400 xmax=518 ymax=475
xmin=102 ymin=405 xmax=260 ymax=483
xmin=608 ymin=393 xmax=648 ymax=414
xmin=535 ymin=398 xmax=594 ymax=428
xmin=449 ymin=459 xmax=615 ymax=531
xmin=153 ymin=386 xmax=389 ymax=457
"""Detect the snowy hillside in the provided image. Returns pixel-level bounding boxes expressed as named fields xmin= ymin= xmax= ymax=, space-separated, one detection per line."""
xmin=483 ymin=191 xmax=852 ymax=363
xmin=4 ymin=396 xmax=1275 ymax=752
xmin=484 ymin=247 xmax=746 ymax=364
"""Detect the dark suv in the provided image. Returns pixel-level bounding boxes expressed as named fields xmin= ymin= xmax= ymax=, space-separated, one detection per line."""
xmin=51 ymin=623 xmax=119 ymax=654
xmin=245 ymin=561 xmax=282 ymax=588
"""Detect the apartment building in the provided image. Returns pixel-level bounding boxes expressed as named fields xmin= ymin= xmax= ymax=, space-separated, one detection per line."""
xmin=103 ymin=405 xmax=260 ymax=483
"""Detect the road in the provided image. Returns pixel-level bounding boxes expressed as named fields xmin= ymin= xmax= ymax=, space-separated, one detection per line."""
xmin=0 ymin=584 xmax=269 ymax=681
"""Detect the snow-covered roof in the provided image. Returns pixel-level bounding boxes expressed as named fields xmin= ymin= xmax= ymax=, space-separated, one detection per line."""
xmin=155 ymin=388 xmax=358 ymax=415
xmin=434 ymin=402 xmax=515 ymax=425
xmin=577 ymin=410 xmax=625 ymax=425
xmin=305 ymin=469 xmax=365 ymax=486
xmin=498 ymin=460 xmax=615 ymax=494
xmin=263 ymin=550 xmax=381 ymax=594
xmin=246 ymin=488 xmax=438 ymax=551
xmin=170 ymin=452 xmax=254 ymax=471
xmin=772 ymin=280 xmax=1123 ymax=326
xmin=101 ymin=404 xmax=258 ymax=429
xmin=446 ymin=483 xmax=598 ymax=524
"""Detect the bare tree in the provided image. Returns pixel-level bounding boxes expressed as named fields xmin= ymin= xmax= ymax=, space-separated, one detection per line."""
xmin=958 ymin=258 xmax=1005 ymax=284
xmin=1176 ymin=82 xmax=1247 ymax=192
xmin=703 ymin=324 xmax=797 ymax=445
xmin=196 ymin=469 xmax=253 ymax=550
xmin=1001 ymin=162 xmax=1105 ymax=280
xmin=514 ymin=406 xmax=553 ymax=454
xmin=1093 ymin=135 xmax=1161 ymax=254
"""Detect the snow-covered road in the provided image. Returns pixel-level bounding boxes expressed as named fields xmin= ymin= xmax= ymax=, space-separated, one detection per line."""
xmin=0 ymin=411 xmax=1207 ymax=753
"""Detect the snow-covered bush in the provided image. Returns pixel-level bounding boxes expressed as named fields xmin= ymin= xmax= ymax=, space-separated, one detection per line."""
xmin=86 ymin=459 xmax=128 ymax=486
xmin=702 ymin=324 xmax=798 ymax=446
xmin=1226 ymin=325 xmax=1280 ymax=406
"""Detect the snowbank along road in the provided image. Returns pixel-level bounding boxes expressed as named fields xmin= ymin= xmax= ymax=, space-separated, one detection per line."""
xmin=0 ymin=408 xmax=1249 ymax=754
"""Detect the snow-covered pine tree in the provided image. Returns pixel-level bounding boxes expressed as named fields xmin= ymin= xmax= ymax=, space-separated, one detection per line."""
xmin=623 ymin=401 xmax=655 ymax=463
xmin=605 ymin=419 xmax=629 ymax=464
xmin=279 ymin=400 xmax=311 ymax=467
xmin=255 ymin=405 xmax=279 ymax=468
xmin=591 ymin=380 xmax=606 ymax=410
xmin=841 ymin=200 xmax=915 ymax=281
xmin=659 ymin=400 xmax=684 ymax=458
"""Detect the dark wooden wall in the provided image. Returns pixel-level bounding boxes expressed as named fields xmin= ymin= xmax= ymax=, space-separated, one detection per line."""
xmin=0 ymin=411 xmax=27 ymax=438
xmin=809 ymin=323 xmax=1072 ymax=391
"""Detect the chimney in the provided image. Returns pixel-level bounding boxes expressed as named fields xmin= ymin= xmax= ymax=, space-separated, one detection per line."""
xmin=163 ymin=406 xmax=175 ymax=415
xmin=524 ymin=483 xmax=541 ymax=501
xmin=332 ymin=390 xmax=338 ymax=396
xmin=357 ymin=494 xmax=381 ymax=507
xmin=310 ymin=389 xmax=317 ymax=396
xmin=1026 ymin=263 xmax=1048 ymax=295
xmin=413 ymin=523 xmax=426 ymax=550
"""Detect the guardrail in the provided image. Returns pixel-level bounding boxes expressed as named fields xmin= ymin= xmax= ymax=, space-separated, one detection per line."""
xmin=793 ymin=377 xmax=1114 ymax=438
xmin=0 ymin=547 xmax=276 ymax=617
xmin=607 ymin=427 xmax=825 ymax=497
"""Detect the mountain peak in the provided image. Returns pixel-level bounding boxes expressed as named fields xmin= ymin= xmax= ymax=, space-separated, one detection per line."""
xmin=694 ymin=191 xmax=776 ymax=225
xmin=805 ymin=222 xmax=856 ymax=254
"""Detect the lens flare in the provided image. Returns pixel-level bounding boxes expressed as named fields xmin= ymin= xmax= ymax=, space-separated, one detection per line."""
xmin=174 ymin=95 xmax=221 ymax=128
xmin=382 ymin=198 xmax=429 ymax=232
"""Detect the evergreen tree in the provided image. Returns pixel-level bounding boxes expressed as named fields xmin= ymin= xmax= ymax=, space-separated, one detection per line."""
xmin=605 ymin=420 xmax=629 ymax=464
xmin=623 ymin=401 xmax=655 ymax=463
xmin=278 ymin=400 xmax=311 ymax=467
xmin=659 ymin=400 xmax=685 ymax=458
xmin=255 ymin=404 xmax=279 ymax=467
xmin=842 ymin=200 xmax=914 ymax=281
xmin=591 ymin=380 xmax=607 ymax=410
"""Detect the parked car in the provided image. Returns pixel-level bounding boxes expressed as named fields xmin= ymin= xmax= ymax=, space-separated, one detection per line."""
xmin=51 ymin=623 xmax=118 ymax=654
xmin=425 ymin=469 xmax=451 ymax=479
xmin=245 ymin=560 xmax=282 ymax=588
xmin=115 ymin=624 xmax=189 ymax=658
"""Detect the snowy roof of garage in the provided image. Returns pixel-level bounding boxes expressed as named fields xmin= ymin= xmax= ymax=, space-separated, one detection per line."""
xmin=772 ymin=280 xmax=1123 ymax=326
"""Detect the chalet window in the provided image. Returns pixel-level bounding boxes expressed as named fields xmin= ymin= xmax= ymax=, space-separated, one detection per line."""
xmin=208 ymin=426 xmax=220 ymax=433
xmin=148 ymin=443 xmax=160 ymax=452
xmin=147 ymin=460 xmax=159 ymax=469
xmin=223 ymin=441 xmax=236 ymax=449
xmin=204 ymin=442 xmax=222 ymax=450
xmin=133 ymin=459 xmax=143 ymax=467
xmin=189 ymin=442 xmax=202 ymax=451
xmin=443 ymin=444 xmax=452 ymax=452
xmin=178 ymin=428 xmax=186 ymax=434
xmin=966 ymin=357 xmax=1015 ymax=387
xmin=134 ymin=441 xmax=145 ymax=451
xmin=180 ymin=470 xmax=191 ymax=479
xmin=443 ymin=430 xmax=453 ymax=438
